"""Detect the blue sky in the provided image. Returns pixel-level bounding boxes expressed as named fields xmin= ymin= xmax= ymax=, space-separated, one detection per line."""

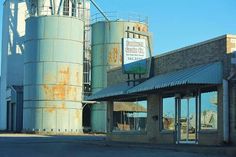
xmin=0 ymin=0 xmax=236 ymax=59
xmin=90 ymin=0 xmax=236 ymax=55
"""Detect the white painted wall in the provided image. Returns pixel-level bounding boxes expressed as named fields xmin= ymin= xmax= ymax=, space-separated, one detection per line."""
xmin=0 ymin=0 xmax=27 ymax=130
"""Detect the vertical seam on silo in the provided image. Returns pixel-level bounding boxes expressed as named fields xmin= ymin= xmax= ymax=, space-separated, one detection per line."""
xmin=43 ymin=17 xmax=45 ymax=38
xmin=103 ymin=23 xmax=106 ymax=88
xmin=41 ymin=107 xmax=43 ymax=132
xmin=68 ymin=109 xmax=71 ymax=131
xmin=56 ymin=107 xmax=58 ymax=133
xmin=42 ymin=107 xmax=44 ymax=132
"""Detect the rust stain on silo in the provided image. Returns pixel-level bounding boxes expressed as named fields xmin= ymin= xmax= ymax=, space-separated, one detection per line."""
xmin=43 ymin=66 xmax=79 ymax=101
xmin=53 ymin=85 xmax=66 ymax=100
xmin=46 ymin=107 xmax=56 ymax=113
xmin=135 ymin=24 xmax=147 ymax=32
xmin=59 ymin=67 xmax=70 ymax=85
xmin=108 ymin=47 xmax=119 ymax=64
xmin=43 ymin=85 xmax=53 ymax=99
xmin=61 ymin=103 xmax=67 ymax=111
xmin=113 ymin=47 xmax=118 ymax=63
xmin=43 ymin=84 xmax=62 ymax=100
xmin=66 ymin=86 xmax=77 ymax=101
xmin=76 ymin=71 xmax=80 ymax=84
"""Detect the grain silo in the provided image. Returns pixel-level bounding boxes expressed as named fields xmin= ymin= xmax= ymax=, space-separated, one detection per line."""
xmin=91 ymin=15 xmax=149 ymax=132
xmin=23 ymin=0 xmax=85 ymax=133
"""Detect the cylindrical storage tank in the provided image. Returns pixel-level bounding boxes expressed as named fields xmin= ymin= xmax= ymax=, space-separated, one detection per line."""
xmin=91 ymin=21 xmax=148 ymax=132
xmin=23 ymin=16 xmax=84 ymax=133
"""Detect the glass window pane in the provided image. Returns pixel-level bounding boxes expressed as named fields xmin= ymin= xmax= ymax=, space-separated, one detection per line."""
xmin=162 ymin=97 xmax=175 ymax=131
xmin=113 ymin=101 xmax=147 ymax=132
xmin=201 ymin=91 xmax=218 ymax=130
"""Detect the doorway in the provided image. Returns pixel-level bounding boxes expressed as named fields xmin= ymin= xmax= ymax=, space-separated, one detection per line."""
xmin=7 ymin=101 xmax=16 ymax=131
xmin=176 ymin=96 xmax=198 ymax=144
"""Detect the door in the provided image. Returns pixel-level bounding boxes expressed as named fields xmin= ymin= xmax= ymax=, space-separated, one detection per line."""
xmin=176 ymin=97 xmax=198 ymax=144
xmin=6 ymin=102 xmax=17 ymax=131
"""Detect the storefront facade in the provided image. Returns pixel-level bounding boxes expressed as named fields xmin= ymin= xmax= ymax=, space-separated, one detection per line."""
xmin=87 ymin=34 xmax=236 ymax=145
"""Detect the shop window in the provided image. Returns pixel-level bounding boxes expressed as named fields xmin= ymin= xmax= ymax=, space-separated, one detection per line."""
xmin=162 ymin=97 xmax=175 ymax=131
xmin=113 ymin=101 xmax=147 ymax=132
xmin=200 ymin=91 xmax=218 ymax=130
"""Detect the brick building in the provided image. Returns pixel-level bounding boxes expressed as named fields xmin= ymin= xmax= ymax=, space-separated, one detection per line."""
xmin=88 ymin=34 xmax=236 ymax=145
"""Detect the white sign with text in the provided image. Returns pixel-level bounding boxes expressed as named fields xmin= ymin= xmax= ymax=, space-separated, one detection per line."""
xmin=123 ymin=38 xmax=147 ymax=65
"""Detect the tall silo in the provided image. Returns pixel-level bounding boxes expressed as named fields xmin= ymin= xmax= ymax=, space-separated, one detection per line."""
xmin=91 ymin=18 xmax=149 ymax=132
xmin=23 ymin=0 xmax=85 ymax=133
xmin=0 ymin=0 xmax=27 ymax=131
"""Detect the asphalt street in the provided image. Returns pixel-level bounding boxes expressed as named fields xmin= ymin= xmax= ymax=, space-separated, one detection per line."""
xmin=0 ymin=134 xmax=230 ymax=157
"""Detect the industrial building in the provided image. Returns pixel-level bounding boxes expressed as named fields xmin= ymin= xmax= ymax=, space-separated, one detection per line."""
xmin=87 ymin=34 xmax=236 ymax=145
xmin=0 ymin=0 xmax=92 ymax=133
xmin=1 ymin=0 xmax=236 ymax=146
xmin=0 ymin=0 xmax=149 ymax=134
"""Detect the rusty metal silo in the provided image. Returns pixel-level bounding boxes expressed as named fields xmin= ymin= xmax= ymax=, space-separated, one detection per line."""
xmin=23 ymin=0 xmax=84 ymax=134
xmin=91 ymin=15 xmax=149 ymax=132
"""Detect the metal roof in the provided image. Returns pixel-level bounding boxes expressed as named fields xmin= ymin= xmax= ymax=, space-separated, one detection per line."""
xmin=87 ymin=62 xmax=223 ymax=101
xmin=86 ymin=82 xmax=132 ymax=101
xmin=127 ymin=62 xmax=223 ymax=94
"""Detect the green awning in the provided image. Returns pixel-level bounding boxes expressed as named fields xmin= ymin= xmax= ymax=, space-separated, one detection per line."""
xmin=127 ymin=62 xmax=223 ymax=94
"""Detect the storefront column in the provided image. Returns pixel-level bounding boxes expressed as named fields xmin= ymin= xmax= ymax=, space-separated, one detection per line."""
xmin=217 ymin=85 xmax=224 ymax=144
xmin=230 ymin=82 xmax=236 ymax=144
xmin=147 ymin=94 xmax=160 ymax=142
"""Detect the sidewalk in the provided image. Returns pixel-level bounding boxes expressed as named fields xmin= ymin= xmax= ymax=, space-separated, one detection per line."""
xmin=98 ymin=140 xmax=236 ymax=157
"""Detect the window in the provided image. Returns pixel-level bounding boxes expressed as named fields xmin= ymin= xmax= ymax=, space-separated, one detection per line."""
xmin=162 ymin=97 xmax=175 ymax=131
xmin=63 ymin=0 xmax=69 ymax=16
xmin=71 ymin=2 xmax=76 ymax=17
xmin=133 ymin=27 xmax=135 ymax=38
xmin=138 ymin=27 xmax=141 ymax=38
xmin=113 ymin=101 xmax=147 ymax=132
xmin=200 ymin=91 xmax=218 ymax=130
xmin=127 ymin=26 xmax=130 ymax=38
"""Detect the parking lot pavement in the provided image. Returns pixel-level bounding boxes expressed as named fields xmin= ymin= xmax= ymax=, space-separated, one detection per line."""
xmin=0 ymin=134 xmax=231 ymax=157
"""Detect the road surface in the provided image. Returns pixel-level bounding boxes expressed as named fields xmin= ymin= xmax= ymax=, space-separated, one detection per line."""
xmin=0 ymin=134 xmax=229 ymax=157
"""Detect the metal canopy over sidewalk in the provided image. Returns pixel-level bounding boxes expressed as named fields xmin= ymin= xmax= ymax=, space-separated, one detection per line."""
xmin=87 ymin=62 xmax=223 ymax=101
xmin=127 ymin=62 xmax=223 ymax=94
xmin=86 ymin=82 xmax=134 ymax=101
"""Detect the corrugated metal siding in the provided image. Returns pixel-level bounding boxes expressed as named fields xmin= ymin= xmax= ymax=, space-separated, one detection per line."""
xmin=23 ymin=16 xmax=84 ymax=133
xmin=87 ymin=62 xmax=223 ymax=100
xmin=14 ymin=86 xmax=23 ymax=132
xmin=86 ymin=82 xmax=131 ymax=101
xmin=127 ymin=62 xmax=223 ymax=93
xmin=88 ymin=62 xmax=223 ymax=101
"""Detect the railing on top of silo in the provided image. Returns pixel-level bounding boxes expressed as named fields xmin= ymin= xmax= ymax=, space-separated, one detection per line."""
xmin=25 ymin=6 xmax=89 ymax=20
xmin=91 ymin=11 xmax=149 ymax=24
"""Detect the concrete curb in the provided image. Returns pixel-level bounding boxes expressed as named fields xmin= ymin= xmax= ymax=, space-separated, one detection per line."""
xmin=95 ymin=141 xmax=236 ymax=157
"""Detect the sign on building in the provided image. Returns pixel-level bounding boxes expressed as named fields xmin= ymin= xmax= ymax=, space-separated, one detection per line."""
xmin=122 ymin=38 xmax=148 ymax=74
